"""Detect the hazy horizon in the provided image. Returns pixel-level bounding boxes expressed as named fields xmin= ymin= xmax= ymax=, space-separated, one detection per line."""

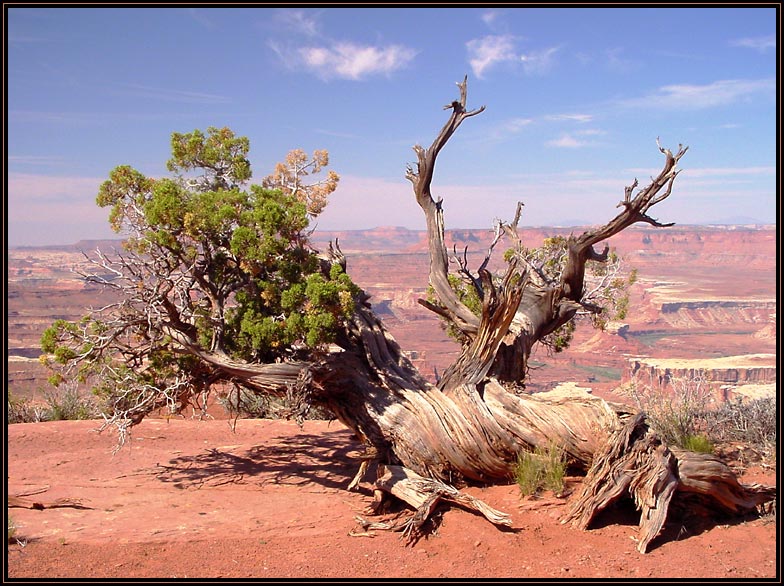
xmin=8 ymin=220 xmax=776 ymax=251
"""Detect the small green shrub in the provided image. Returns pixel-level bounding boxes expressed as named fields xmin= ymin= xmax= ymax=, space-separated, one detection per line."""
xmin=514 ymin=442 xmax=566 ymax=497
xmin=681 ymin=434 xmax=714 ymax=453
xmin=42 ymin=385 xmax=100 ymax=421
xmin=626 ymin=371 xmax=713 ymax=449
xmin=7 ymin=392 xmax=48 ymax=424
xmin=7 ymin=514 xmax=17 ymax=543
xmin=702 ymin=396 xmax=776 ymax=461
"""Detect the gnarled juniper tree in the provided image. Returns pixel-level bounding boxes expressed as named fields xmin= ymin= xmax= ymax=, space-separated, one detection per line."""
xmin=42 ymin=81 xmax=775 ymax=553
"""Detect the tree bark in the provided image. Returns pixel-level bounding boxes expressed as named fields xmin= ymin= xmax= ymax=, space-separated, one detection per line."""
xmin=92 ymin=77 xmax=773 ymax=551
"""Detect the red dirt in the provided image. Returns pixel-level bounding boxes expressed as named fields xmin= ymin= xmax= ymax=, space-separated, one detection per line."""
xmin=6 ymin=418 xmax=777 ymax=579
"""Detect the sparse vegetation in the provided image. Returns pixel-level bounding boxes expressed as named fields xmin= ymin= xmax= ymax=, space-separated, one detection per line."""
xmin=217 ymin=386 xmax=334 ymax=421
xmin=702 ymin=396 xmax=776 ymax=462
xmin=625 ymin=370 xmax=715 ymax=450
xmin=625 ymin=372 xmax=775 ymax=460
xmin=43 ymin=384 xmax=101 ymax=421
xmin=514 ymin=441 xmax=567 ymax=497
xmin=7 ymin=392 xmax=48 ymax=424
xmin=7 ymin=385 xmax=100 ymax=424
xmin=7 ymin=514 xmax=17 ymax=544
xmin=681 ymin=433 xmax=714 ymax=454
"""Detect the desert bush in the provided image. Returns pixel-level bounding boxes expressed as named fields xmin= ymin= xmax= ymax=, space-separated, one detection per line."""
xmin=681 ymin=433 xmax=714 ymax=453
xmin=7 ymin=392 xmax=49 ymax=424
xmin=625 ymin=372 xmax=776 ymax=459
xmin=514 ymin=441 xmax=566 ymax=497
xmin=42 ymin=383 xmax=101 ymax=421
xmin=217 ymin=386 xmax=334 ymax=421
xmin=702 ymin=396 xmax=776 ymax=460
xmin=7 ymin=514 xmax=17 ymax=544
xmin=625 ymin=371 xmax=715 ymax=450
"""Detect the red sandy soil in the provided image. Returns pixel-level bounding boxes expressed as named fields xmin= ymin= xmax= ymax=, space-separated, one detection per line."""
xmin=6 ymin=418 xmax=777 ymax=580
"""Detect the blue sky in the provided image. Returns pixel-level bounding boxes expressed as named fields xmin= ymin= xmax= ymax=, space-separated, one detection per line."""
xmin=6 ymin=6 xmax=777 ymax=246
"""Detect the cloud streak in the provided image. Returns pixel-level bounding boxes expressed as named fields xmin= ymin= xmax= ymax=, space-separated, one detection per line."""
xmin=275 ymin=9 xmax=321 ymax=36
xmin=520 ymin=45 xmax=561 ymax=75
xmin=115 ymin=83 xmax=232 ymax=104
xmin=546 ymin=132 xmax=602 ymax=149
xmin=466 ymin=35 xmax=518 ymax=78
xmin=271 ymin=39 xmax=417 ymax=81
xmin=620 ymin=78 xmax=774 ymax=110
xmin=730 ymin=35 xmax=776 ymax=53
xmin=297 ymin=42 xmax=417 ymax=80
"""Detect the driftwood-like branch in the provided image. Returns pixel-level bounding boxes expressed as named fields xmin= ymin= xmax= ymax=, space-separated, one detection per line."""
xmin=368 ymin=464 xmax=511 ymax=544
xmin=408 ymin=76 xmax=486 ymax=335
xmin=560 ymin=141 xmax=688 ymax=303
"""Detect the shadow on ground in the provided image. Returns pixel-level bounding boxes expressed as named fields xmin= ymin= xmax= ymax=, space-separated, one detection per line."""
xmin=153 ymin=428 xmax=361 ymax=491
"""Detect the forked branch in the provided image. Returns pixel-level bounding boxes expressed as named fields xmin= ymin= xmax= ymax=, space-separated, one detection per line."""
xmin=409 ymin=76 xmax=486 ymax=335
xmin=561 ymin=141 xmax=688 ymax=302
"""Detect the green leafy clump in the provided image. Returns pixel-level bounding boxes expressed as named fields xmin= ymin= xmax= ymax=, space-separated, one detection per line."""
xmin=514 ymin=441 xmax=567 ymax=497
xmin=681 ymin=434 xmax=714 ymax=454
xmin=436 ymin=234 xmax=637 ymax=355
xmin=40 ymin=127 xmax=356 ymax=423
xmin=426 ymin=274 xmax=482 ymax=342
xmin=8 ymin=514 xmax=18 ymax=544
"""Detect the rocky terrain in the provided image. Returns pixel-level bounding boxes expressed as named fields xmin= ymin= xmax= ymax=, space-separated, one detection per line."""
xmin=7 ymin=225 xmax=777 ymax=402
xmin=5 ymin=224 xmax=778 ymax=579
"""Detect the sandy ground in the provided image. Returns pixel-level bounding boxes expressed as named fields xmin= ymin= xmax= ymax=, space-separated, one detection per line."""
xmin=6 ymin=417 xmax=778 ymax=580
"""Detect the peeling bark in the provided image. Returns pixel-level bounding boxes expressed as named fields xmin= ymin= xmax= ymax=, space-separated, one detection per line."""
xmin=86 ymin=77 xmax=774 ymax=551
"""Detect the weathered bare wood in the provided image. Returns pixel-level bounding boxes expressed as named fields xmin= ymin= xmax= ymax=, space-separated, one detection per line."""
xmin=407 ymin=76 xmax=485 ymax=336
xmin=71 ymin=77 xmax=773 ymax=553
xmin=372 ymin=464 xmax=511 ymax=544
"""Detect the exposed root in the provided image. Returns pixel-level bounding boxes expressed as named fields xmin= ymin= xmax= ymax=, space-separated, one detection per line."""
xmin=360 ymin=464 xmax=511 ymax=545
xmin=562 ymin=412 xmax=777 ymax=553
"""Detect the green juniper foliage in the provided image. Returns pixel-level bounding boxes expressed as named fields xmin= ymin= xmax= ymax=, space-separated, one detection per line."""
xmin=41 ymin=127 xmax=357 ymax=419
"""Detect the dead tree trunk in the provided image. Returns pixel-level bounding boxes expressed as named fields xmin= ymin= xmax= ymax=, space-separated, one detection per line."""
xmin=95 ymin=77 xmax=774 ymax=552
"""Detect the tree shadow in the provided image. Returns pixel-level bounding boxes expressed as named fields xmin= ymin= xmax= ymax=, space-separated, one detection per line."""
xmin=154 ymin=427 xmax=363 ymax=491
xmin=587 ymin=494 xmax=772 ymax=553
xmin=646 ymin=499 xmax=771 ymax=553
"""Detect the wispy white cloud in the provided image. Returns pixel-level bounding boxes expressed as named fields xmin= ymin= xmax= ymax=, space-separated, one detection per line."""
xmin=547 ymin=135 xmax=587 ymax=149
xmin=546 ymin=128 xmax=604 ymax=149
xmin=267 ymin=10 xmax=415 ymax=81
xmin=626 ymin=166 xmax=775 ymax=179
xmin=7 ymin=33 xmax=51 ymax=44
xmin=545 ymin=113 xmax=594 ymax=123
xmin=314 ymin=128 xmax=362 ymax=140
xmin=481 ymin=11 xmax=498 ymax=26
xmin=604 ymin=47 xmax=637 ymax=73
xmin=466 ymin=34 xmax=518 ymax=78
xmin=271 ymin=38 xmax=416 ymax=81
xmin=476 ymin=113 xmax=598 ymax=145
xmin=275 ymin=9 xmax=321 ymax=37
xmin=730 ymin=35 xmax=776 ymax=53
xmin=293 ymin=42 xmax=417 ymax=81
xmin=115 ymin=83 xmax=232 ymax=104
xmin=520 ymin=45 xmax=561 ymax=75
xmin=8 ymin=155 xmax=66 ymax=166
xmin=619 ymin=78 xmax=774 ymax=110
xmin=479 ymin=117 xmax=534 ymax=143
